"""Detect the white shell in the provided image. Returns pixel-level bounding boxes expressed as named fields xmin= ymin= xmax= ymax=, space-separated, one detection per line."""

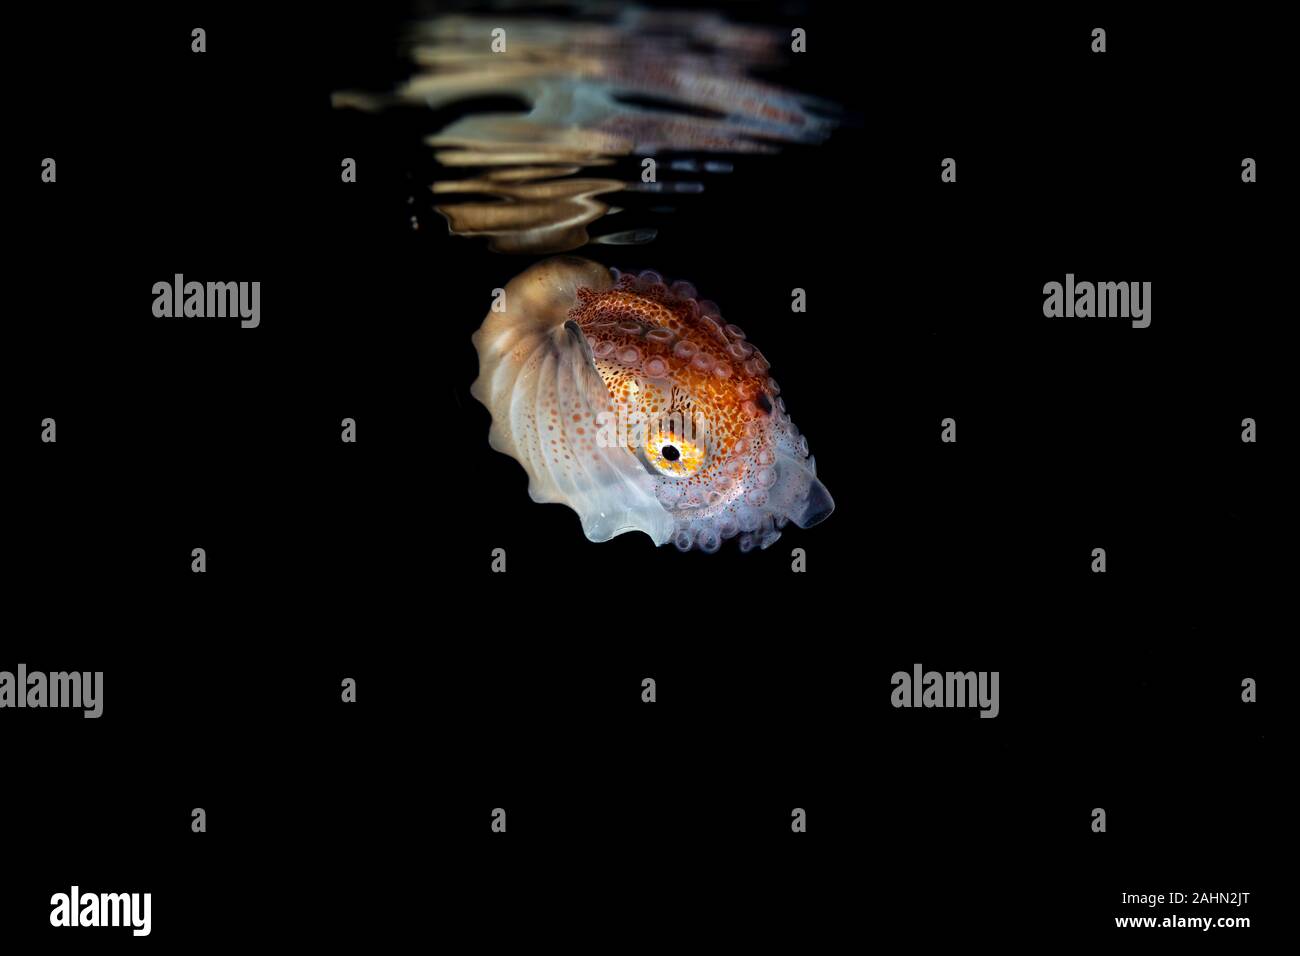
xmin=470 ymin=257 xmax=675 ymax=546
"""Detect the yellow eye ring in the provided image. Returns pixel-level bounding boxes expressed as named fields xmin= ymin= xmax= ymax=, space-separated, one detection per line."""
xmin=644 ymin=425 xmax=706 ymax=477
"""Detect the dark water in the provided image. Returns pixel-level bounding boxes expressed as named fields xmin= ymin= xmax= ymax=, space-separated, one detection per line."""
xmin=6 ymin=1 xmax=1282 ymax=948
xmin=333 ymin=7 xmax=1278 ymax=941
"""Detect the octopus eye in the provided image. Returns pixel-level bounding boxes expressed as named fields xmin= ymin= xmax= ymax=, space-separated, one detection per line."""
xmin=644 ymin=424 xmax=706 ymax=477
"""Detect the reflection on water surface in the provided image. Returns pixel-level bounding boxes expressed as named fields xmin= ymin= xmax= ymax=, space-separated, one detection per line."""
xmin=333 ymin=3 xmax=840 ymax=253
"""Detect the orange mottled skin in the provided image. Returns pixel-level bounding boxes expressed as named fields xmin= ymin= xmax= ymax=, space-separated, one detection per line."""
xmin=567 ymin=274 xmax=776 ymax=493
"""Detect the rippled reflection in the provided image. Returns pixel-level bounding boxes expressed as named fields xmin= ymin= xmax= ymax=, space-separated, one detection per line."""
xmin=332 ymin=2 xmax=840 ymax=253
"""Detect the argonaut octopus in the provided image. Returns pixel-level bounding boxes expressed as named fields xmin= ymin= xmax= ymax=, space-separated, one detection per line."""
xmin=471 ymin=257 xmax=833 ymax=553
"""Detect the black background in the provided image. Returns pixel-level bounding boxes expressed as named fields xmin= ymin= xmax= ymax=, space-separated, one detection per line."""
xmin=5 ymin=1 xmax=1280 ymax=947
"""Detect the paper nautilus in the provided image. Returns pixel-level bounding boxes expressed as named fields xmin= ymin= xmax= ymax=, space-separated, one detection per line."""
xmin=470 ymin=257 xmax=834 ymax=553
